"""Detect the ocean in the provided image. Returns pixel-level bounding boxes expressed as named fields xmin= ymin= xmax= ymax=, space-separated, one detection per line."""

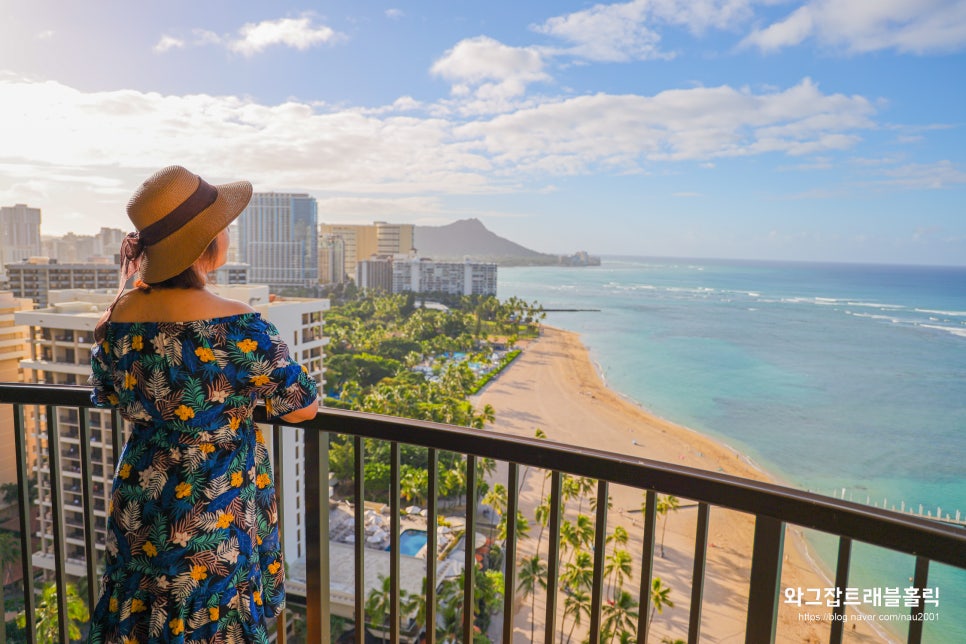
xmin=497 ymin=257 xmax=966 ymax=642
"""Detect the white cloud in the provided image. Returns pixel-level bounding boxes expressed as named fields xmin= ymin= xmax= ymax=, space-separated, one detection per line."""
xmin=533 ymin=1 xmax=666 ymax=62
xmin=431 ymin=36 xmax=550 ymax=105
xmin=153 ymin=35 xmax=186 ymax=53
xmin=533 ymin=0 xmax=753 ymax=62
xmin=36 ymin=30 xmax=55 ymax=41
xmin=456 ymin=78 xmax=875 ymax=172
xmin=742 ymin=0 xmax=966 ymax=54
xmin=877 ymin=161 xmax=966 ymax=189
xmin=229 ymin=17 xmax=346 ymax=56
xmin=156 ymin=17 xmax=345 ymax=56
xmin=385 ymin=9 xmax=404 ymax=20
xmin=0 ymin=75 xmax=886 ymax=231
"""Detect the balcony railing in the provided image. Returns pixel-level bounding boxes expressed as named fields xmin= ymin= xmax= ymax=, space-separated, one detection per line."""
xmin=2 ymin=383 xmax=965 ymax=644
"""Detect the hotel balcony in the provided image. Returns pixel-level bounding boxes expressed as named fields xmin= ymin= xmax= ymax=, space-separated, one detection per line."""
xmin=2 ymin=383 xmax=964 ymax=644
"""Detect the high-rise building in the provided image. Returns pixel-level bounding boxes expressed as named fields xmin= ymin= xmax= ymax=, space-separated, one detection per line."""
xmin=375 ymin=222 xmax=414 ymax=257
xmin=0 ymin=204 xmax=42 ymax=281
xmin=207 ymin=262 xmax=250 ymax=286
xmin=318 ymin=222 xmax=414 ymax=281
xmin=0 ymin=291 xmax=34 ymax=488
xmin=356 ymin=256 xmax=393 ymax=293
xmin=94 ymin=228 xmax=128 ymax=259
xmin=5 ymin=258 xmax=119 ymax=308
xmin=319 ymin=234 xmax=347 ymax=285
xmin=42 ymin=228 xmax=128 ymax=263
xmin=18 ymin=287 xmax=328 ymax=578
xmin=237 ymin=193 xmax=318 ymax=290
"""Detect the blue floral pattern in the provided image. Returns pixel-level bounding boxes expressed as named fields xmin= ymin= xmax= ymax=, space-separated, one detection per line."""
xmin=87 ymin=312 xmax=317 ymax=643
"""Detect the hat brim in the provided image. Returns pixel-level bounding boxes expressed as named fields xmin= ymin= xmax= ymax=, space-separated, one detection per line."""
xmin=139 ymin=180 xmax=252 ymax=284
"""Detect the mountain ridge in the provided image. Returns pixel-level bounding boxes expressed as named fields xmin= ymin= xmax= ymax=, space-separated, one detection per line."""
xmin=414 ymin=218 xmax=558 ymax=266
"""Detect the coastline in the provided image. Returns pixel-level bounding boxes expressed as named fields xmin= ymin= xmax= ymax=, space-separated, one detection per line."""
xmin=473 ymin=326 xmax=897 ymax=643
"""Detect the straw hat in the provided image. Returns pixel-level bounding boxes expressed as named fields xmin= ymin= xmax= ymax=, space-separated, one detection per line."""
xmin=126 ymin=165 xmax=252 ymax=283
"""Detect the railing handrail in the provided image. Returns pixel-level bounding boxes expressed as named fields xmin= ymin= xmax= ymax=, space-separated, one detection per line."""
xmin=3 ymin=381 xmax=964 ymax=570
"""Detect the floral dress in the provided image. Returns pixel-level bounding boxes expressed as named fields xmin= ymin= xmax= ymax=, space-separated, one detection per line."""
xmin=87 ymin=312 xmax=317 ymax=644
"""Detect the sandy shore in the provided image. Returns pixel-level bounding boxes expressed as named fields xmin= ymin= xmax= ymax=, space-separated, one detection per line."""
xmin=472 ymin=327 xmax=896 ymax=643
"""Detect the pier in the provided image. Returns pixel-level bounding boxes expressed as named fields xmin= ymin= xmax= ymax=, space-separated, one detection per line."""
xmin=827 ymin=488 xmax=966 ymax=527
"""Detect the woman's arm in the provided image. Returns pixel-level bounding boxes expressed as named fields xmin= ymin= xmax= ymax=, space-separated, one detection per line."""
xmin=279 ymin=397 xmax=320 ymax=423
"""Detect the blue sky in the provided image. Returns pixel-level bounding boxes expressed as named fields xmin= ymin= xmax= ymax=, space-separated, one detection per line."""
xmin=1 ymin=1 xmax=964 ymax=265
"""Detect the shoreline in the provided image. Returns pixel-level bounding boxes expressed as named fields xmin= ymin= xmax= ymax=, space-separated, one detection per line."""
xmin=474 ymin=326 xmax=897 ymax=643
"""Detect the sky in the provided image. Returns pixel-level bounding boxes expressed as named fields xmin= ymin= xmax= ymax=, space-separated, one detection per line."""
xmin=1 ymin=0 xmax=964 ymax=265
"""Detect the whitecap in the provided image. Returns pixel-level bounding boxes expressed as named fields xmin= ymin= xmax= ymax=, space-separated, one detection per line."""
xmin=919 ymin=324 xmax=966 ymax=339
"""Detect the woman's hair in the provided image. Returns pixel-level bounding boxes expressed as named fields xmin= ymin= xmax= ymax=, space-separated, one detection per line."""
xmin=144 ymin=232 xmax=222 ymax=290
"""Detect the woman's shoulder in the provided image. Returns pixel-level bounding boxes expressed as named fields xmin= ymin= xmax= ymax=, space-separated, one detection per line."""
xmin=111 ymin=288 xmax=256 ymax=323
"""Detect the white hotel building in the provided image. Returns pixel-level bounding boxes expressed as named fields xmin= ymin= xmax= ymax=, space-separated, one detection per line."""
xmin=358 ymin=255 xmax=498 ymax=297
xmin=17 ymin=286 xmax=328 ymax=578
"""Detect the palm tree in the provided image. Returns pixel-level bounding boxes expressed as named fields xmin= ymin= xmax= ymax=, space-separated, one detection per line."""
xmin=561 ymin=474 xmax=582 ymax=510
xmin=436 ymin=574 xmax=465 ymax=642
xmin=607 ymin=525 xmax=629 ymax=554
xmin=400 ymin=466 xmax=429 ymax=507
xmin=575 ymin=476 xmax=596 ymax=515
xmin=604 ymin=549 xmax=633 ymax=600
xmin=534 ymin=498 xmax=551 ymax=554
xmin=365 ymin=575 xmax=395 ymax=640
xmin=517 ymin=554 xmax=547 ymax=643
xmin=0 ymin=531 xmax=21 ymax=586
xmin=589 ymin=491 xmax=612 ymax=513
xmin=17 ymin=582 xmax=89 ymax=644
xmin=481 ymin=483 xmax=507 ymax=540
xmin=656 ymin=495 xmax=680 ymax=558
xmin=562 ymin=587 xmax=592 ymax=644
xmin=574 ymin=514 xmax=595 ymax=553
xmin=645 ymin=577 xmax=675 ymax=642
xmin=562 ymin=550 xmax=594 ymax=593
xmin=405 ymin=577 xmax=429 ymax=638
xmin=497 ymin=510 xmax=530 ymax=542
xmin=559 ymin=519 xmax=579 ymax=563
xmin=602 ymin=590 xmax=638 ymax=644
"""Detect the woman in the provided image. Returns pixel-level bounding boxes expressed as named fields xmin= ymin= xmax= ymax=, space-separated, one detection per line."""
xmin=87 ymin=165 xmax=318 ymax=643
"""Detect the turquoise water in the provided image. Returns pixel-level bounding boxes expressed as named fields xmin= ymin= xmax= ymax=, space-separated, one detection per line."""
xmin=498 ymin=258 xmax=966 ymax=642
xmin=388 ymin=529 xmax=427 ymax=557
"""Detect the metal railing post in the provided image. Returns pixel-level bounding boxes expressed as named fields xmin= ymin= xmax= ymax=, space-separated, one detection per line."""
xmin=272 ymin=425 xmax=287 ymax=644
xmin=463 ymin=454 xmax=477 ymax=644
xmin=637 ymin=489 xmax=657 ymax=642
xmin=908 ymin=556 xmax=930 ymax=644
xmin=426 ymin=448 xmax=438 ymax=644
xmin=588 ymin=479 xmax=608 ymax=643
xmin=744 ymin=515 xmax=785 ymax=644
xmin=544 ymin=471 xmax=562 ymax=644
xmin=687 ymin=503 xmax=710 ymax=643
xmin=390 ymin=442 xmax=401 ymax=642
xmin=13 ymin=404 xmax=37 ymax=643
xmin=353 ymin=435 xmax=365 ymax=644
xmin=502 ymin=462 xmax=519 ymax=644
xmin=79 ymin=409 xmax=100 ymax=610
xmin=829 ymin=537 xmax=852 ymax=644
xmin=304 ymin=426 xmax=331 ymax=643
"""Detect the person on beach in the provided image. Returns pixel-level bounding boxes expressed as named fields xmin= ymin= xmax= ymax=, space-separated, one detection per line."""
xmin=87 ymin=165 xmax=319 ymax=643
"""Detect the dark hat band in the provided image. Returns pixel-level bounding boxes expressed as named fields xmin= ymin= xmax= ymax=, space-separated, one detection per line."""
xmin=138 ymin=177 xmax=218 ymax=247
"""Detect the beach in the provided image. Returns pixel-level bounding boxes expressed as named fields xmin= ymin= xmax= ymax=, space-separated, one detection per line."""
xmin=473 ymin=326 xmax=896 ymax=643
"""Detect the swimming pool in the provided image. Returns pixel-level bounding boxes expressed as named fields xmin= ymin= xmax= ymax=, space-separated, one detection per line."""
xmin=386 ymin=529 xmax=427 ymax=556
